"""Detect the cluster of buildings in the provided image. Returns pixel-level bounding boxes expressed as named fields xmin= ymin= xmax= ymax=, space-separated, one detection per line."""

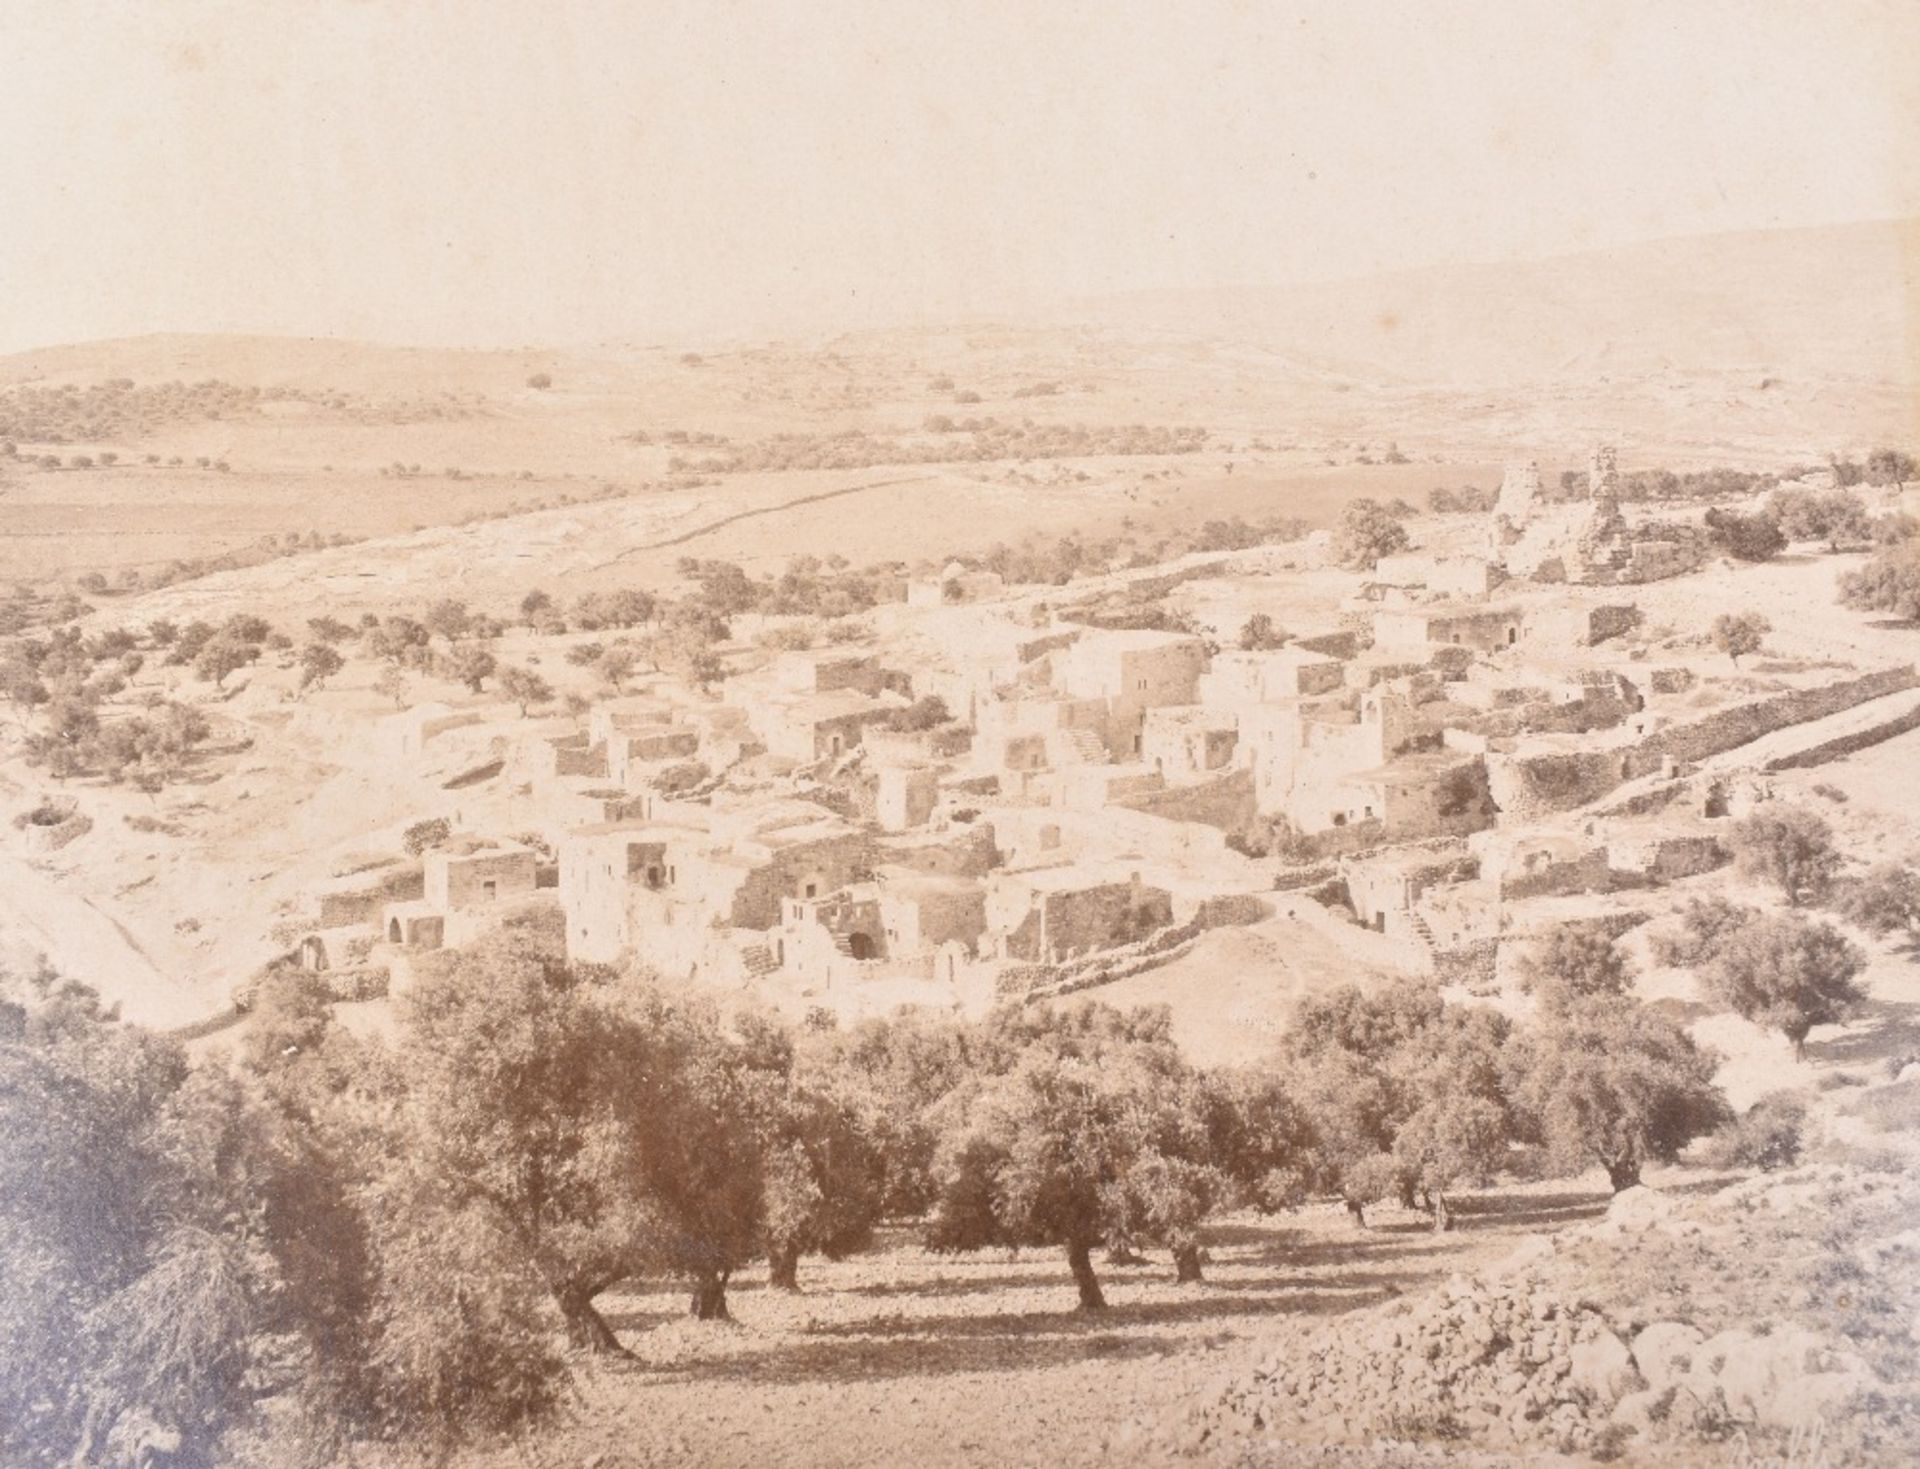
xmin=283 ymin=446 xmax=1918 ymax=1013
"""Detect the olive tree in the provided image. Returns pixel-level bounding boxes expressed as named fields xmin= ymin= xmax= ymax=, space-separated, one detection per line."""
xmin=925 ymin=1003 xmax=1227 ymax=1307
xmin=1332 ymin=498 xmax=1411 ymax=570
xmin=1511 ymin=995 xmax=1728 ymax=1191
xmin=299 ymin=641 xmax=345 ymax=692
xmin=496 ymin=664 xmax=553 ymax=716
xmin=1700 ymin=912 xmax=1866 ymax=1060
xmin=1840 ymin=543 xmax=1920 ymax=621
xmin=1727 ymin=803 xmax=1842 ymax=906
xmin=394 ymin=925 xmax=670 ymax=1352
xmin=1710 ymin=611 xmax=1770 ymax=667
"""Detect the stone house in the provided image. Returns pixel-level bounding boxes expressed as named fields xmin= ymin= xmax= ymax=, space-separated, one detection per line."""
xmin=380 ymin=900 xmax=446 ymax=950
xmin=1198 ymin=647 xmax=1346 ymax=706
xmin=384 ymin=703 xmax=485 ymax=759
xmin=987 ymin=865 xmax=1176 ymax=965
xmin=1523 ymin=603 xmax=1643 ymax=651
xmin=588 ymin=695 xmax=680 ymax=745
xmin=512 ymin=730 xmax=608 ymax=782
xmin=559 ymin=803 xmax=876 ymax=968
xmin=877 ymin=870 xmax=989 ymax=956
xmin=360 ymin=840 xmax=543 ymax=951
xmin=424 ymin=841 xmax=539 ymax=912
xmin=306 ymin=862 xmax=424 ymax=928
xmin=1055 ymin=628 xmax=1210 ymax=758
xmin=973 ymin=693 xmax=1111 ymax=778
xmin=1323 ymin=750 xmax=1494 ymax=841
xmin=875 ymin=764 xmax=941 ymax=831
xmin=607 ymin=722 xmax=702 ymax=786
xmin=773 ymin=649 xmax=898 ymax=698
xmin=1341 ymin=843 xmax=1481 ymax=936
xmin=1372 ymin=604 xmax=1523 ymax=658
xmin=739 ymin=688 xmax=903 ymax=763
xmin=1367 ymin=555 xmax=1504 ymax=604
xmin=903 ymin=611 xmax=1080 ymax=728
xmin=1243 ymin=685 xmax=1431 ymax=823
xmin=1055 ymin=762 xmax=1166 ymax=811
xmin=1140 ymin=705 xmax=1240 ymax=783
xmin=1470 ymin=827 xmax=1615 ymax=899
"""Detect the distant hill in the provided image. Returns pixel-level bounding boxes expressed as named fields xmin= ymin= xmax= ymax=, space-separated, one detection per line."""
xmin=0 ymin=332 xmax=570 ymax=396
xmin=0 ymin=219 xmax=1911 ymax=480
xmin=1071 ymin=217 xmax=1920 ymax=388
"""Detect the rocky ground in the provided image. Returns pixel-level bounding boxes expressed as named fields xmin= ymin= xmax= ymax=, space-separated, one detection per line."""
xmin=1156 ymin=1163 xmax=1920 ymax=1467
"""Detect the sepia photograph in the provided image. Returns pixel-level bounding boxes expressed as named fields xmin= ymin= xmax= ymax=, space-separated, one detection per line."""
xmin=3 ymin=2 xmax=1918 ymax=1465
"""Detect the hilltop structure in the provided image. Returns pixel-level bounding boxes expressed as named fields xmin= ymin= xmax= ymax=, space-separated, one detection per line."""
xmin=1488 ymin=446 xmax=1706 ymax=584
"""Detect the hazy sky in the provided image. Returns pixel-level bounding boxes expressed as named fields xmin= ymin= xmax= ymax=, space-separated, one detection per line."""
xmin=3 ymin=0 xmax=1916 ymax=352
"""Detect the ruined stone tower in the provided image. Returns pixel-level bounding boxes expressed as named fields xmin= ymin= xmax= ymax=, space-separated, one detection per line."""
xmin=1494 ymin=459 xmax=1544 ymax=520
xmin=1588 ymin=445 xmax=1620 ymax=505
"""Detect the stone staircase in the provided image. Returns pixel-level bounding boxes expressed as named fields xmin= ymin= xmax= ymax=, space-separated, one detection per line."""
xmin=1407 ymin=911 xmax=1438 ymax=951
xmin=1062 ymin=727 xmax=1107 ymax=765
xmin=740 ymin=943 xmax=779 ymax=978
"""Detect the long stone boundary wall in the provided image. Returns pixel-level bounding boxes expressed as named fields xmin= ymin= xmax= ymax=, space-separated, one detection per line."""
xmin=1761 ymin=694 xmax=1920 ymax=772
xmin=1645 ymin=665 xmax=1919 ymax=767
xmin=167 ymin=1005 xmax=244 ymax=1042
xmin=999 ymin=892 xmax=1273 ymax=1001
xmin=1489 ymin=665 xmax=1919 ymax=816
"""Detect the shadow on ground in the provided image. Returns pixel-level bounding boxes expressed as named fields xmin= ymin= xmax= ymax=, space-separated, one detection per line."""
xmin=1812 ymin=998 xmax=1920 ymax=1070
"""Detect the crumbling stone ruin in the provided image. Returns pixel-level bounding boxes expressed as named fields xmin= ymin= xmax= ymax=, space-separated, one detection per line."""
xmin=1489 ymin=446 xmax=1706 ymax=585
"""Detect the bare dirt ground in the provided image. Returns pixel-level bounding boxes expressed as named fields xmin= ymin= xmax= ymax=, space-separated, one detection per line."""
xmin=432 ymin=1183 xmax=1629 ymax=1469
xmin=1094 ymin=915 xmax=1410 ymax=1068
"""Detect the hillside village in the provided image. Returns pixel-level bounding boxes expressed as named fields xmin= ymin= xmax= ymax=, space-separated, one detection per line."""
xmin=10 ymin=431 xmax=1920 ymax=1469
xmin=13 ymin=5 xmax=1920 ymax=1464
xmin=7 ymin=444 xmax=1916 ymax=1051
xmin=233 ymin=453 xmax=1920 ymax=1030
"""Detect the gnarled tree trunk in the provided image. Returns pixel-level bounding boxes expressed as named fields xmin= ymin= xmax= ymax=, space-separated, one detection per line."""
xmin=689 ymin=1269 xmax=732 ymax=1320
xmin=1172 ymin=1241 xmax=1204 ymax=1284
xmin=1066 ymin=1237 xmax=1106 ymax=1311
xmin=768 ymin=1243 xmax=801 ymax=1292
xmin=1430 ymin=1192 xmax=1452 ymax=1232
xmin=556 ymin=1285 xmax=626 ymax=1354
xmin=1605 ymin=1156 xmax=1642 ymax=1192
xmin=1345 ymin=1196 xmax=1368 ymax=1229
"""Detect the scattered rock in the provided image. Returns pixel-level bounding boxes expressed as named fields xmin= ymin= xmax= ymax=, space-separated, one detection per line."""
xmin=1699 ymin=1325 xmax=1875 ymax=1429
xmin=1610 ymin=1385 xmax=1674 ymax=1434
xmin=1630 ymin=1321 xmax=1705 ymax=1394
xmin=1569 ymin=1329 xmax=1642 ymax=1406
xmin=1604 ymin=1186 xmax=1673 ymax=1234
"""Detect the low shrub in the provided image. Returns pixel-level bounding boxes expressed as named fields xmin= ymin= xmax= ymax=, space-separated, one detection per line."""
xmin=1702 ymin=1091 xmax=1807 ymax=1171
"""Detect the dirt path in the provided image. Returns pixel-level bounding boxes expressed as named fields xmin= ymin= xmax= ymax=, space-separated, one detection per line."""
xmin=593 ymin=473 xmax=940 ymax=567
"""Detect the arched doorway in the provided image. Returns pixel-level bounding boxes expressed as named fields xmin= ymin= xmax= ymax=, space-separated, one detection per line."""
xmin=847 ymin=931 xmax=876 ymax=960
xmin=388 ymin=917 xmax=403 ymax=944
